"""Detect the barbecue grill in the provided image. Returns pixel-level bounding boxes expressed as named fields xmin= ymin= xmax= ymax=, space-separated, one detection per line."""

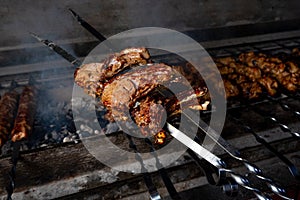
xmin=0 ymin=1 xmax=299 ymax=200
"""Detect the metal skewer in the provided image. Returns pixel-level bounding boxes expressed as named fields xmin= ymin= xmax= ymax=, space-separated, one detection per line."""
xmin=68 ymin=9 xmax=107 ymax=42
xmin=144 ymin=138 xmax=182 ymax=200
xmin=266 ymin=95 xmax=300 ymax=120
xmin=181 ymin=109 xmax=293 ymax=200
xmin=6 ymin=141 xmax=21 ymax=200
xmin=30 ymin=32 xmax=82 ymax=67
xmin=167 ymin=123 xmax=272 ymax=200
xmin=124 ymin=134 xmax=162 ymax=200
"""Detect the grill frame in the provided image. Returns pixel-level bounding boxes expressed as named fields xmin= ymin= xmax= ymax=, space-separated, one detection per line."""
xmin=0 ymin=29 xmax=299 ymax=200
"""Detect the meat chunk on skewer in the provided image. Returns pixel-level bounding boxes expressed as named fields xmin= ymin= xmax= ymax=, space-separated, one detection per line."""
xmin=101 ymin=63 xmax=195 ymax=123
xmin=103 ymin=47 xmax=151 ymax=79
xmin=74 ymin=62 xmax=105 ymax=97
xmin=74 ymin=47 xmax=151 ymax=98
xmin=0 ymin=91 xmax=19 ymax=147
xmin=11 ymin=85 xmax=37 ymax=142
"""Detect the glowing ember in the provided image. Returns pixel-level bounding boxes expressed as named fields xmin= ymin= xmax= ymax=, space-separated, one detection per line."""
xmin=154 ymin=130 xmax=166 ymax=144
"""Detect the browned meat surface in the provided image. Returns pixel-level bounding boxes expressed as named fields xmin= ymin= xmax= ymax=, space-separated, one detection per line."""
xmin=131 ymin=96 xmax=166 ymax=136
xmin=11 ymin=86 xmax=37 ymax=142
xmin=0 ymin=90 xmax=19 ymax=146
xmin=222 ymin=79 xmax=240 ymax=99
xmin=101 ymin=63 xmax=186 ymax=123
xmin=74 ymin=63 xmax=105 ymax=97
xmin=216 ymin=57 xmax=278 ymax=97
xmin=74 ymin=47 xmax=151 ymax=98
xmin=238 ymin=52 xmax=300 ymax=92
xmin=102 ymin=47 xmax=150 ymax=79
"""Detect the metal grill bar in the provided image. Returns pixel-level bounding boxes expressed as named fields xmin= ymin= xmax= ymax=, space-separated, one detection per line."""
xmin=144 ymin=138 xmax=182 ymax=200
xmin=207 ymin=36 xmax=300 ymax=57
xmin=228 ymin=113 xmax=300 ymax=180
xmin=124 ymin=134 xmax=162 ymax=200
xmin=249 ymin=104 xmax=300 ymax=139
xmin=6 ymin=142 xmax=21 ymax=200
xmin=266 ymin=96 xmax=300 ymax=119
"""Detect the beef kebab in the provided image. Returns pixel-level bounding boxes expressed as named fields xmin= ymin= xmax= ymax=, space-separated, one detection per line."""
xmin=75 ymin=47 xmax=211 ymax=139
xmin=74 ymin=47 xmax=151 ymax=98
xmin=11 ymin=85 xmax=37 ymax=142
xmin=0 ymin=90 xmax=19 ymax=147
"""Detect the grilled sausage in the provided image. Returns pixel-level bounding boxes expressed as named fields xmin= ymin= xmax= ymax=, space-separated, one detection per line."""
xmin=0 ymin=90 xmax=19 ymax=146
xmin=11 ymin=85 xmax=37 ymax=142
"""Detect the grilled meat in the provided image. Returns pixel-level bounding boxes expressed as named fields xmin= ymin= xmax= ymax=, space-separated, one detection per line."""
xmin=131 ymin=85 xmax=210 ymax=136
xmin=101 ymin=63 xmax=189 ymax=123
xmin=216 ymin=63 xmax=262 ymax=99
xmin=11 ymin=85 xmax=37 ymax=142
xmin=238 ymin=52 xmax=299 ymax=92
xmin=103 ymin=47 xmax=150 ymax=79
xmin=131 ymin=96 xmax=166 ymax=136
xmin=74 ymin=47 xmax=151 ymax=98
xmin=74 ymin=62 xmax=105 ymax=97
xmin=216 ymin=57 xmax=278 ymax=96
xmin=0 ymin=91 xmax=19 ymax=146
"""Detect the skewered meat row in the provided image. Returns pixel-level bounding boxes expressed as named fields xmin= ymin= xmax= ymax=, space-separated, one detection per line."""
xmin=74 ymin=47 xmax=300 ymax=137
xmin=216 ymin=57 xmax=278 ymax=97
xmin=11 ymin=85 xmax=37 ymax=142
xmin=0 ymin=90 xmax=19 ymax=147
xmin=75 ymin=47 xmax=210 ymax=113
xmin=174 ymin=63 xmax=239 ymax=99
xmin=215 ymin=49 xmax=299 ymax=96
xmin=216 ymin=62 xmax=264 ymax=99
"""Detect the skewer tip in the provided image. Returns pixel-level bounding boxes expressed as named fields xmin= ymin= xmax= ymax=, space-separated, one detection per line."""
xmin=68 ymin=8 xmax=78 ymax=18
xmin=29 ymin=32 xmax=42 ymax=42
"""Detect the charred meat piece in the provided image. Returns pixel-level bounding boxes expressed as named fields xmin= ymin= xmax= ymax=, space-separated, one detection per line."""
xmin=228 ymin=62 xmax=262 ymax=82
xmin=131 ymin=96 xmax=166 ymax=136
xmin=239 ymin=52 xmax=299 ymax=92
xmin=222 ymin=79 xmax=241 ymax=99
xmin=228 ymin=62 xmax=278 ymax=96
xmin=131 ymin=87 xmax=209 ymax=136
xmin=226 ymin=72 xmax=263 ymax=99
xmin=103 ymin=47 xmax=150 ymax=79
xmin=216 ymin=56 xmax=236 ymax=66
xmin=74 ymin=62 xmax=105 ymax=97
xmin=11 ymin=86 xmax=37 ymax=142
xmin=239 ymin=81 xmax=263 ymax=100
xmin=74 ymin=47 xmax=151 ymax=97
xmin=101 ymin=63 xmax=188 ymax=122
xmin=216 ymin=57 xmax=277 ymax=97
xmin=216 ymin=63 xmax=262 ymax=99
xmin=0 ymin=91 xmax=19 ymax=146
